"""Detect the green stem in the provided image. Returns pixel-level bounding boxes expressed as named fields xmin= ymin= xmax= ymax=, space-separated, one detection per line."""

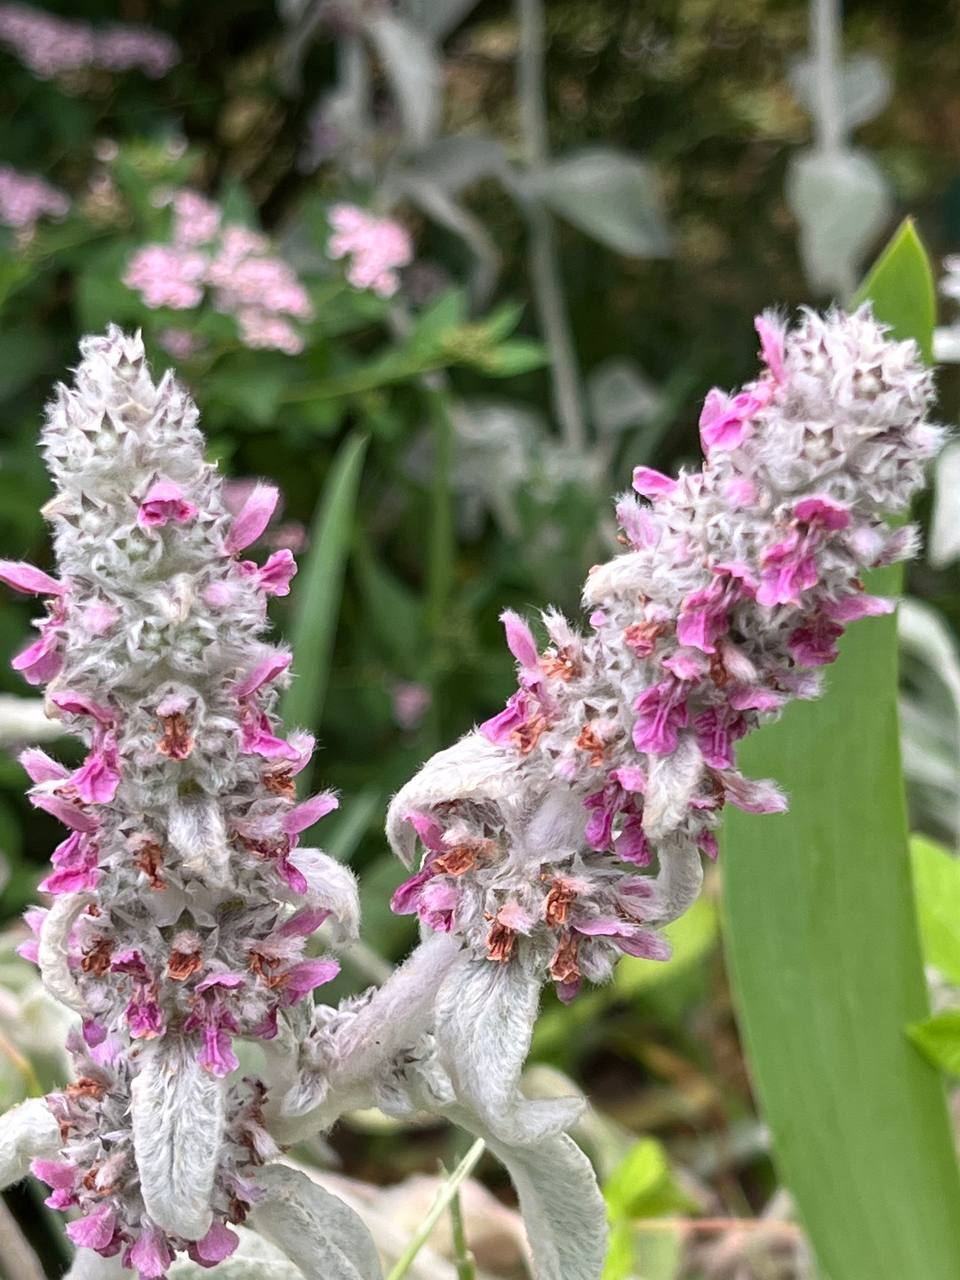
xmin=387 ymin=1139 xmax=486 ymax=1280
xmin=278 ymin=356 xmax=451 ymax=404
xmin=449 ymin=1186 xmax=477 ymax=1280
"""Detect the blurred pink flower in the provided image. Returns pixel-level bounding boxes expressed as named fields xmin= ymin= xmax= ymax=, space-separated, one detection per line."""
xmin=0 ymin=164 xmax=69 ymax=230
xmin=328 ymin=204 xmax=413 ymax=298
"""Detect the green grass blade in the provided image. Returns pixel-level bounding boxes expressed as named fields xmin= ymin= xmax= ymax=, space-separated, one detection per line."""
xmin=721 ymin=221 xmax=960 ymax=1279
xmin=280 ymin=432 xmax=368 ymax=745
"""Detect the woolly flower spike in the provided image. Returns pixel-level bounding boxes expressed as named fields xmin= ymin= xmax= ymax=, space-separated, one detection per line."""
xmin=0 ymin=328 xmax=371 ymax=1277
xmin=385 ymin=304 xmax=939 ymax=1136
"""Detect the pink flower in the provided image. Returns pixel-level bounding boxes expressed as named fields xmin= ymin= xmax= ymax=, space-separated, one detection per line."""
xmin=277 ymin=957 xmax=340 ymax=1006
xmin=282 ymin=791 xmax=339 ymax=835
xmin=50 ymin=690 xmax=115 ymax=724
xmin=235 ymin=649 xmax=291 ymax=698
xmin=255 ymin=549 xmax=297 ymax=596
xmin=328 ymin=204 xmax=414 ymax=298
xmin=755 ymin=311 xmax=786 ymax=383
xmin=225 ymin=482 xmax=279 ymax=554
xmin=72 ymin=736 xmax=121 ymax=805
xmin=11 ymin=624 xmax=63 ymax=685
xmin=632 ymin=678 xmax=689 ymax=755
xmin=0 ymin=166 xmax=69 ymax=230
xmin=137 ymin=478 xmax=198 ymax=529
xmin=124 ymin=244 xmax=208 ymax=310
xmin=65 ymin=1204 xmax=116 ymax=1251
xmin=632 ymin=466 xmax=678 ymax=499
xmin=186 ymin=1221 xmax=240 ymax=1266
xmin=699 ymin=387 xmax=766 ymax=452
xmin=127 ymin=1223 xmax=174 ymax=1278
xmin=0 ymin=559 xmax=64 ymax=595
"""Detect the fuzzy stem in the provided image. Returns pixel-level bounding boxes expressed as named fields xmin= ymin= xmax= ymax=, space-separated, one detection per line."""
xmin=811 ymin=0 xmax=845 ymax=154
xmin=516 ymin=0 xmax=588 ymax=452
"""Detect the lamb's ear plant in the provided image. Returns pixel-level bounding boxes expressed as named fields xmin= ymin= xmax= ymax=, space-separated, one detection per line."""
xmin=0 ymin=291 xmax=944 ymax=1278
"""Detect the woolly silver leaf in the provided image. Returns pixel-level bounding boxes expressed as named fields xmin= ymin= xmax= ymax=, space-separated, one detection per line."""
xmin=131 ymin=1036 xmax=225 ymax=1240
xmin=0 ymin=1096 xmax=60 ymax=1188
xmin=434 ymin=951 xmax=583 ymax=1145
xmin=249 ymin=1164 xmax=383 ymax=1280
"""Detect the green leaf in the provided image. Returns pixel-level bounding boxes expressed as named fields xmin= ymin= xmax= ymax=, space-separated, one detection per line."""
xmin=908 ymin=1011 xmax=960 ymax=1078
xmin=852 ymin=217 xmax=936 ymax=362
xmin=479 ymin=338 xmax=549 ymax=377
xmin=722 ymin=222 xmax=960 ymax=1280
xmin=911 ymin=834 xmax=960 ymax=985
xmin=603 ymin=1138 xmax=694 ymax=1222
xmin=280 ymin=433 xmax=368 ymax=749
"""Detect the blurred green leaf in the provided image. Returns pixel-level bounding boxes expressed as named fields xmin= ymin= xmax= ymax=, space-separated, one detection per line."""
xmin=908 ymin=1011 xmax=960 ymax=1077
xmin=853 ymin=217 xmax=936 ymax=361
xmin=604 ymin=1138 xmax=695 ymax=1221
xmin=722 ymin=221 xmax=960 ymax=1280
xmin=478 ymin=338 xmax=549 ymax=377
xmin=280 ymin=432 xmax=369 ymax=747
xmin=911 ymin=834 xmax=960 ymax=985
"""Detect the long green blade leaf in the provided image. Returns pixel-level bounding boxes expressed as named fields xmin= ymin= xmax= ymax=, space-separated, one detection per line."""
xmin=721 ymin=221 xmax=960 ymax=1279
xmin=280 ymin=432 xmax=368 ymax=741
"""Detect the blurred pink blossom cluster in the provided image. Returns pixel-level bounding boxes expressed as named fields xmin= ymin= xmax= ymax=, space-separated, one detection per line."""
xmin=124 ymin=189 xmax=313 ymax=356
xmin=0 ymin=163 xmax=69 ymax=232
xmin=0 ymin=3 xmax=178 ymax=79
xmin=327 ymin=203 xmax=414 ymax=298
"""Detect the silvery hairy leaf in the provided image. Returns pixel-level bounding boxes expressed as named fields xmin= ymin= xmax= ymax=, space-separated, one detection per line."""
xmin=587 ymin=358 xmax=665 ymax=435
xmin=365 ymin=14 xmax=441 ymax=147
xmin=435 ymin=951 xmax=584 ymax=1145
xmin=483 ymin=1131 xmax=607 ymax=1280
xmin=38 ymin=892 xmax=93 ymax=1013
xmin=66 ymin=1251 xmax=131 ymax=1278
xmin=930 ymin=439 xmax=960 ymax=568
xmin=0 ymin=1096 xmax=60 ymax=1188
xmin=406 ymin=136 xmax=511 ymax=193
xmin=788 ymin=52 xmax=893 ymax=132
xmin=786 ymin=148 xmax=891 ymax=296
xmin=525 ymin=148 xmax=671 ymax=258
xmin=250 ymin=1164 xmax=383 ymax=1280
xmin=131 ymin=1036 xmax=225 ymax=1240
xmin=400 ymin=0 xmax=482 ymax=40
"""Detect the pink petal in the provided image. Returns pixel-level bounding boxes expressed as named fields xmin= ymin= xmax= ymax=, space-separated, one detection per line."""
xmin=824 ymin=594 xmax=894 ymax=623
xmin=82 ymin=602 xmax=118 ymax=634
xmin=258 ymin=549 xmax=297 ymax=596
xmin=794 ymin=495 xmax=850 ymax=530
xmin=50 ymin=690 xmax=115 ymax=724
xmin=11 ymin=631 xmax=62 ymax=685
xmin=66 ymin=1204 xmax=116 ymax=1251
xmin=235 ymin=650 xmax=291 ymax=698
xmin=72 ymin=742 xmax=121 ymax=805
xmin=282 ymin=791 xmax=339 ymax=835
xmin=225 ymin=482 xmax=279 ymax=553
xmin=500 ymin=609 xmax=539 ymax=669
xmin=632 ymin=466 xmax=677 ymax=499
xmin=187 ymin=1221 xmax=240 ymax=1266
xmin=0 ymin=560 xmax=64 ymax=595
xmin=19 ymin=748 xmax=68 ymax=784
xmin=279 ymin=957 xmax=341 ymax=1004
xmin=754 ymin=311 xmax=786 ymax=382
xmin=127 ymin=1223 xmax=173 ymax=1277
xmin=30 ymin=792 xmax=98 ymax=831
xmin=137 ymin=478 xmax=198 ymax=529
